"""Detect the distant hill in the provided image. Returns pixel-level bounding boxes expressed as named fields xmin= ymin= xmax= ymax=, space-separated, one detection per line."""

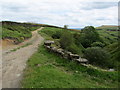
xmin=96 ymin=25 xmax=118 ymax=29
xmin=96 ymin=25 xmax=119 ymax=31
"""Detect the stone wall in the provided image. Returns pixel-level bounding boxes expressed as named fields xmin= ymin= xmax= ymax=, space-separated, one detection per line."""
xmin=44 ymin=41 xmax=88 ymax=64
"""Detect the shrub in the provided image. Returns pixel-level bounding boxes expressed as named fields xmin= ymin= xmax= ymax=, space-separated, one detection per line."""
xmin=59 ymin=31 xmax=82 ymax=54
xmin=52 ymin=31 xmax=62 ymax=39
xmin=73 ymin=33 xmax=81 ymax=45
xmin=59 ymin=31 xmax=74 ymax=49
xmin=84 ymin=47 xmax=111 ymax=68
xmin=66 ymin=43 xmax=80 ymax=54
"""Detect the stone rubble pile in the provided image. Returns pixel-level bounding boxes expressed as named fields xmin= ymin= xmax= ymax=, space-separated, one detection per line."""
xmin=44 ymin=40 xmax=88 ymax=64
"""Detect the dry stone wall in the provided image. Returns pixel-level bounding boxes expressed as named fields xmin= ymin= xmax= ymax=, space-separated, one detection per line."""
xmin=44 ymin=40 xmax=88 ymax=64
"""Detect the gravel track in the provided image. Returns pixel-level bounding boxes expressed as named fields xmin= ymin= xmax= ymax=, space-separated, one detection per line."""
xmin=2 ymin=27 xmax=44 ymax=88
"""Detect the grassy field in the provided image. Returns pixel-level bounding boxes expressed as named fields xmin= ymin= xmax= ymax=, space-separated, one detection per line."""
xmin=40 ymin=27 xmax=77 ymax=36
xmin=22 ymin=45 xmax=118 ymax=88
xmin=2 ymin=21 xmax=41 ymax=43
xmin=96 ymin=26 xmax=119 ymax=69
xmin=96 ymin=25 xmax=118 ymax=45
xmin=22 ymin=27 xmax=119 ymax=88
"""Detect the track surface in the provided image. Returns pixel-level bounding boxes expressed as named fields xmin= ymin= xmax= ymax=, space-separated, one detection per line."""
xmin=2 ymin=27 xmax=44 ymax=88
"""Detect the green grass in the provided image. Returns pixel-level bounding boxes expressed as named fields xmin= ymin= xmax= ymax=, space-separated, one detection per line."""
xmin=8 ymin=43 xmax=32 ymax=52
xmin=21 ymin=26 xmax=119 ymax=88
xmin=22 ymin=45 xmax=119 ymax=88
xmin=40 ymin=27 xmax=77 ymax=36
xmin=96 ymin=26 xmax=118 ymax=45
xmin=2 ymin=21 xmax=41 ymax=43
xmin=105 ymin=42 xmax=120 ymax=69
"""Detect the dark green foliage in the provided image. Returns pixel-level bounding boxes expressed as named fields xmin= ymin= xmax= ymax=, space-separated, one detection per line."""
xmin=84 ymin=47 xmax=111 ymax=68
xmin=64 ymin=25 xmax=68 ymax=29
xmin=73 ymin=33 xmax=85 ymax=50
xmin=79 ymin=26 xmax=101 ymax=48
xmin=60 ymin=31 xmax=74 ymax=49
xmin=73 ymin=33 xmax=81 ymax=45
xmin=40 ymin=27 xmax=83 ymax=55
xmin=52 ymin=31 xmax=62 ymax=39
xmin=105 ymin=42 xmax=120 ymax=69
xmin=59 ymin=31 xmax=82 ymax=54
xmin=91 ymin=42 xmax=105 ymax=48
xmin=66 ymin=43 xmax=80 ymax=54
xmin=40 ymin=26 xmax=119 ymax=69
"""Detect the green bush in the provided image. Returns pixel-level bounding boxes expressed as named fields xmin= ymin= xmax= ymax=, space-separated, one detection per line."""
xmin=60 ymin=31 xmax=74 ymax=49
xmin=84 ymin=47 xmax=111 ymax=68
xmin=59 ymin=31 xmax=82 ymax=54
xmin=52 ymin=31 xmax=62 ymax=39
xmin=79 ymin=26 xmax=102 ymax=48
xmin=66 ymin=43 xmax=80 ymax=54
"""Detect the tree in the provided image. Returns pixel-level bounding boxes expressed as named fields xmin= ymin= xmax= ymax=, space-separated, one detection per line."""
xmin=64 ymin=25 xmax=68 ymax=30
xmin=79 ymin=26 xmax=101 ymax=48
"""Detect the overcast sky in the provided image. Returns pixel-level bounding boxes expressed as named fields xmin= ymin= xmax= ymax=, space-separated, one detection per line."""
xmin=0 ymin=0 xmax=119 ymax=28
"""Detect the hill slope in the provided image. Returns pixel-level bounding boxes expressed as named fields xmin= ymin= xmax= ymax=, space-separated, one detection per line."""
xmin=22 ymin=45 xmax=118 ymax=88
xmin=2 ymin=21 xmax=41 ymax=44
xmin=22 ymin=27 xmax=119 ymax=88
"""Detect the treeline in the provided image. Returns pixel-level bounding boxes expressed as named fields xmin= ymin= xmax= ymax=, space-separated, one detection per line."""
xmin=40 ymin=26 xmax=119 ymax=70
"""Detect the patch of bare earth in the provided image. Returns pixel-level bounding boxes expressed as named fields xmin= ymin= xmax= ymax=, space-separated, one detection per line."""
xmin=2 ymin=27 xmax=44 ymax=88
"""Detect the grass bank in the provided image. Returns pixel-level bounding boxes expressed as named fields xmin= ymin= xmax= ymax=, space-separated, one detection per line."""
xmin=22 ymin=44 xmax=118 ymax=88
xmin=22 ymin=26 xmax=119 ymax=88
xmin=2 ymin=21 xmax=41 ymax=43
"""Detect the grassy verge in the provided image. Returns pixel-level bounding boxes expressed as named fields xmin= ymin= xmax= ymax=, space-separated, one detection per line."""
xmin=22 ymin=45 xmax=118 ymax=88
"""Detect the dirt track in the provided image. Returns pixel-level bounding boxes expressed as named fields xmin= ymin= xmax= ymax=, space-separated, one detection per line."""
xmin=2 ymin=27 xmax=44 ymax=88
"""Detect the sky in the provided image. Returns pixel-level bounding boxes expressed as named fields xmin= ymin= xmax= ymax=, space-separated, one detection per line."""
xmin=0 ymin=0 xmax=119 ymax=28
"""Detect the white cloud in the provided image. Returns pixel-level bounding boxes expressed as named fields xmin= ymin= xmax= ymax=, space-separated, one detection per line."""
xmin=0 ymin=0 xmax=118 ymax=28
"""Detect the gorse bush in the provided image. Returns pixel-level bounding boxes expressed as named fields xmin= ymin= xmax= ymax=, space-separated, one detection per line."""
xmin=66 ymin=43 xmax=80 ymax=54
xmin=60 ymin=31 xmax=74 ymax=49
xmin=84 ymin=47 xmax=111 ymax=68
xmin=59 ymin=30 xmax=81 ymax=54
